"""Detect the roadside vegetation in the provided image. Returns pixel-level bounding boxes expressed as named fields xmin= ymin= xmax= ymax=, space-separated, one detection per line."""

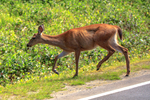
xmin=0 ymin=0 xmax=150 ymax=99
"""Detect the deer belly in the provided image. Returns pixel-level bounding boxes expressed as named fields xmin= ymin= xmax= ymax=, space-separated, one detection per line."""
xmin=80 ymin=42 xmax=98 ymax=51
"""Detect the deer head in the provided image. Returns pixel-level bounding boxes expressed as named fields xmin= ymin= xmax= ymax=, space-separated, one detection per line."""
xmin=27 ymin=25 xmax=44 ymax=47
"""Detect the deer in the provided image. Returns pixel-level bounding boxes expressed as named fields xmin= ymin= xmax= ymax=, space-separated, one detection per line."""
xmin=27 ymin=24 xmax=130 ymax=78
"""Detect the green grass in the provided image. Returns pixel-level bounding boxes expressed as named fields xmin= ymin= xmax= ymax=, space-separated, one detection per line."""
xmin=0 ymin=0 xmax=150 ymax=85
xmin=0 ymin=0 xmax=150 ymax=99
xmin=142 ymin=65 xmax=150 ymax=69
xmin=70 ymin=80 xmax=85 ymax=86
xmin=0 ymin=56 xmax=150 ymax=99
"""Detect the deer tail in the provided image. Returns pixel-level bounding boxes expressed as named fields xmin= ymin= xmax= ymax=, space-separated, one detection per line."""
xmin=115 ymin=26 xmax=123 ymax=41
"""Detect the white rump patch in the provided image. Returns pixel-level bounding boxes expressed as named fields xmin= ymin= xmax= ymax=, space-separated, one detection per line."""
xmin=109 ymin=31 xmax=122 ymax=53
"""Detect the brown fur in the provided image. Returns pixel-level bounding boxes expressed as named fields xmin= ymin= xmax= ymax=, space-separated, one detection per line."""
xmin=27 ymin=24 xmax=130 ymax=77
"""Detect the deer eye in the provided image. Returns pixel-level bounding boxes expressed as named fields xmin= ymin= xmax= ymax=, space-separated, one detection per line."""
xmin=32 ymin=38 xmax=36 ymax=39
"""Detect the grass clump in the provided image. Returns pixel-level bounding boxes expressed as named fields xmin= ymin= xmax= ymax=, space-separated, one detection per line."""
xmin=70 ymin=81 xmax=85 ymax=86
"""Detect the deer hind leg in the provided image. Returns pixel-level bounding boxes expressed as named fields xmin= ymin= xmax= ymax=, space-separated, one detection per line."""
xmin=73 ymin=49 xmax=81 ymax=78
xmin=52 ymin=51 xmax=71 ymax=75
xmin=97 ymin=42 xmax=116 ymax=71
xmin=111 ymin=44 xmax=130 ymax=76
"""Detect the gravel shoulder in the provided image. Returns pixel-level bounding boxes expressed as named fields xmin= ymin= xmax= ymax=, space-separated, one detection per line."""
xmin=50 ymin=69 xmax=150 ymax=100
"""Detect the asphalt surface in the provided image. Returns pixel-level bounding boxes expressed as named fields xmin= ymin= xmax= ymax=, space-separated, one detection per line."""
xmin=90 ymin=82 xmax=150 ymax=100
xmin=50 ymin=73 xmax=150 ymax=100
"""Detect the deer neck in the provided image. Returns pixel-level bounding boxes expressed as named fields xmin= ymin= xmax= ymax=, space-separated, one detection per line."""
xmin=41 ymin=34 xmax=63 ymax=47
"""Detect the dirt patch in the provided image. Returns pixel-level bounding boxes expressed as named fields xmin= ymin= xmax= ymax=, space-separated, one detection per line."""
xmin=51 ymin=69 xmax=150 ymax=99
xmin=27 ymin=90 xmax=39 ymax=95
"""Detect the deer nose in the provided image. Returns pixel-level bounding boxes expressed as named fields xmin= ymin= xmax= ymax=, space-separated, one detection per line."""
xmin=27 ymin=44 xmax=30 ymax=47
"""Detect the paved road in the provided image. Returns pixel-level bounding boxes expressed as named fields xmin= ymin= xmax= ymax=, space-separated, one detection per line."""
xmin=80 ymin=81 xmax=150 ymax=100
xmin=50 ymin=73 xmax=150 ymax=100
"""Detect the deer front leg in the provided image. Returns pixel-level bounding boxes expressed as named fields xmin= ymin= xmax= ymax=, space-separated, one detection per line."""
xmin=52 ymin=51 xmax=70 ymax=75
xmin=73 ymin=50 xmax=81 ymax=78
xmin=52 ymin=55 xmax=59 ymax=75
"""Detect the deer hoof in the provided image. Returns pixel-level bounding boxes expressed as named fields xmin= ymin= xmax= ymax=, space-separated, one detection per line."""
xmin=97 ymin=68 xmax=100 ymax=71
xmin=53 ymin=69 xmax=59 ymax=75
xmin=125 ymin=74 xmax=129 ymax=77
xmin=55 ymin=71 xmax=59 ymax=75
xmin=73 ymin=74 xmax=78 ymax=78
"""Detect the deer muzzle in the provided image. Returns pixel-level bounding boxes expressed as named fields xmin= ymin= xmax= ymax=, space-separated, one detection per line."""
xmin=27 ymin=44 xmax=31 ymax=47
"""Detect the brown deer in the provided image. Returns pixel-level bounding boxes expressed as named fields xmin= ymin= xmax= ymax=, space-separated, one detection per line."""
xmin=27 ymin=24 xmax=130 ymax=78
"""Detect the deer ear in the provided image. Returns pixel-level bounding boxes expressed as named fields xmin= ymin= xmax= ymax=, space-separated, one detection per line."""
xmin=38 ymin=24 xmax=44 ymax=35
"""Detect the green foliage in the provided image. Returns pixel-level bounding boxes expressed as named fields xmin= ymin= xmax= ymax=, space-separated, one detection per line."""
xmin=70 ymin=80 xmax=85 ymax=86
xmin=0 ymin=58 xmax=149 ymax=99
xmin=100 ymin=72 xmax=121 ymax=80
xmin=0 ymin=0 xmax=150 ymax=86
